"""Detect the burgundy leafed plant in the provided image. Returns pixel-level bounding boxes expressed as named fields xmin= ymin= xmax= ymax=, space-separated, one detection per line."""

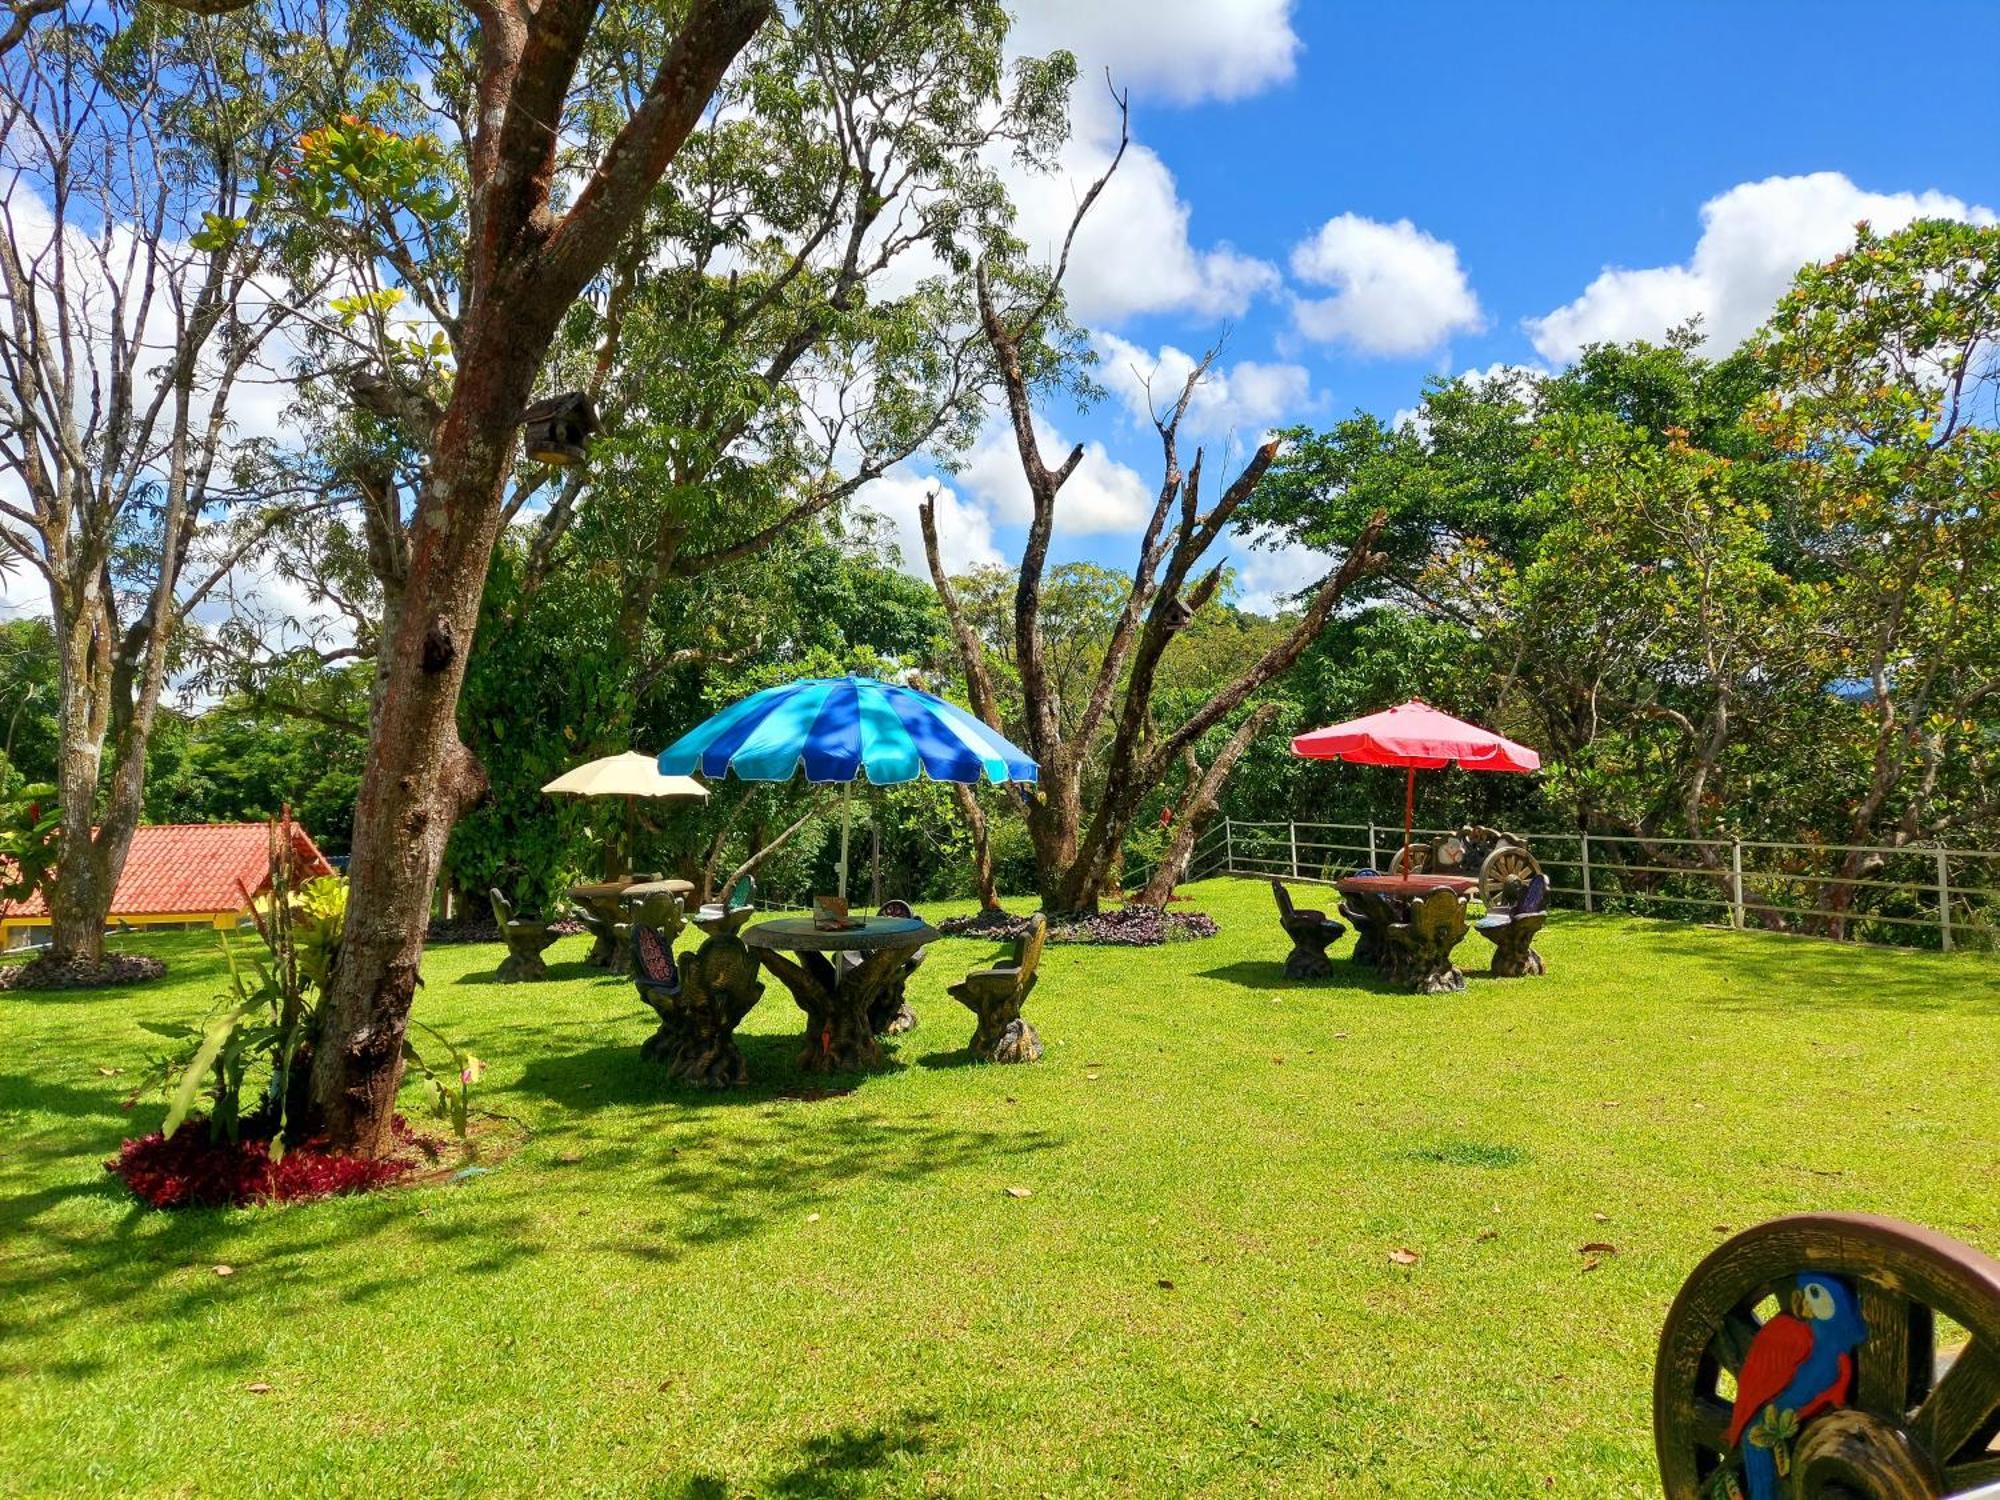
xmin=106 ymin=1119 xmax=426 ymax=1210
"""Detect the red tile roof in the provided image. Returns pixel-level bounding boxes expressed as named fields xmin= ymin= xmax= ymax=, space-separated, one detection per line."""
xmin=1 ymin=823 xmax=335 ymax=920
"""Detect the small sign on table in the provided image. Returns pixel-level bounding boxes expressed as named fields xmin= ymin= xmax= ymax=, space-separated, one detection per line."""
xmin=813 ymin=894 xmax=858 ymax=931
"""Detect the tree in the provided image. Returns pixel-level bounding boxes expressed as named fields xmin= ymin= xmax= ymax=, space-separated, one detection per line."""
xmin=921 ymin=118 xmax=1385 ymax=911
xmin=0 ymin=8 xmax=324 ymax=964
xmin=1755 ymin=218 xmax=2000 ymax=921
xmin=269 ymin=0 xmax=772 ymax=1155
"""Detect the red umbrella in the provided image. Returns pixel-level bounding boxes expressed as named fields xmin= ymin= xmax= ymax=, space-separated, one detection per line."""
xmin=1290 ymin=700 xmax=1540 ymax=866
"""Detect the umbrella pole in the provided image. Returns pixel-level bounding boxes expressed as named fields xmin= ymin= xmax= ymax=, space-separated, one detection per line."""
xmin=1404 ymin=766 xmax=1416 ymax=862
xmin=838 ymin=781 xmax=853 ymax=900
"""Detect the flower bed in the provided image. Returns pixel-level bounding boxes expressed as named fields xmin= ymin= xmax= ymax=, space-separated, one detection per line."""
xmin=937 ymin=905 xmax=1218 ymax=947
xmin=106 ymin=1116 xmax=436 ymax=1210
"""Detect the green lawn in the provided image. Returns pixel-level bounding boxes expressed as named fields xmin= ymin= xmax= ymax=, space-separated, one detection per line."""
xmin=3 ymin=878 xmax=1997 ymax=1498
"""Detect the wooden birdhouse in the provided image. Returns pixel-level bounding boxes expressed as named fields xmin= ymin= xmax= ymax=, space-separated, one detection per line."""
xmin=520 ymin=391 xmax=599 ymax=467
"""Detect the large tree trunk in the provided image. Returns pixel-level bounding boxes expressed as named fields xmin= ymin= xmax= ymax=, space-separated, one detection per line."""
xmin=309 ymin=370 xmax=524 ymax=1155
xmin=48 ymin=596 xmax=112 ymax=966
xmin=307 ymin=0 xmax=770 ymax=1157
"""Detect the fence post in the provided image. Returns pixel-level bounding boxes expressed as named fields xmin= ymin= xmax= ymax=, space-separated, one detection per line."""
xmin=1937 ymin=848 xmax=1953 ymax=954
xmin=1367 ymin=821 xmax=1379 ymax=871
xmin=1580 ymin=832 xmax=1594 ymax=914
xmin=1289 ymin=821 xmax=1298 ymax=879
xmin=1224 ymin=817 xmax=1234 ymax=875
xmin=1730 ymin=838 xmax=1745 ymax=930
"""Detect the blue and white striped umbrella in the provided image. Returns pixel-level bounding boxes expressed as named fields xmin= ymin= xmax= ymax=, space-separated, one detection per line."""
xmin=658 ymin=675 xmax=1036 ymax=787
xmin=658 ymin=676 xmax=1035 ymax=897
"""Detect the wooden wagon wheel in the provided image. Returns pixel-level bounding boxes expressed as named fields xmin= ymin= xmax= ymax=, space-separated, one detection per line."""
xmin=1655 ymin=1213 xmax=2000 ymax=1500
xmin=1478 ymin=844 xmax=1540 ymax=904
xmin=1390 ymin=843 xmax=1431 ymax=876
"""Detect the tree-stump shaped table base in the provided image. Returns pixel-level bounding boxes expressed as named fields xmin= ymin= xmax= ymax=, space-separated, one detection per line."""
xmin=764 ymin=947 xmax=913 ymax=1073
xmin=1381 ymin=946 xmax=1468 ymax=994
xmin=1380 ymin=889 xmax=1472 ymax=995
xmin=744 ymin=916 xmax=938 ymax=1076
xmin=638 ymin=936 xmax=764 ymax=1089
xmin=872 ymin=1000 xmax=919 ymax=1036
xmin=1340 ymin=891 xmax=1395 ymax=970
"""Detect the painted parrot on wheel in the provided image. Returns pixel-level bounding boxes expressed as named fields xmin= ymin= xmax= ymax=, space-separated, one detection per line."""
xmin=1721 ymin=1276 xmax=1867 ymax=1500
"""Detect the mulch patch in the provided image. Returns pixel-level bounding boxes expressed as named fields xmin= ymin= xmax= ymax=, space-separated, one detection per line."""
xmin=0 ymin=952 xmax=169 ymax=991
xmin=937 ymin=905 xmax=1218 ymax=947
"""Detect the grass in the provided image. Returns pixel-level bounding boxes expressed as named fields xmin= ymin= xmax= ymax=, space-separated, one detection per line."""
xmin=3 ymin=877 xmax=1998 ymax=1498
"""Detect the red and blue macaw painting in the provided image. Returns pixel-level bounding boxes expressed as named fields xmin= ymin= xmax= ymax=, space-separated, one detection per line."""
xmin=1718 ymin=1275 xmax=1867 ymax=1500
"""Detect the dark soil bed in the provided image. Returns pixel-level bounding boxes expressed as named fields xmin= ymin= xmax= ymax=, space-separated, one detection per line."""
xmin=0 ymin=952 xmax=170 ymax=991
xmin=427 ymin=915 xmax=586 ymax=946
xmin=937 ymin=905 xmax=1218 ymax=947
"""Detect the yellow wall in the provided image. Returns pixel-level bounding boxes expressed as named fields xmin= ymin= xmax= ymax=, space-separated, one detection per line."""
xmin=0 ymin=910 xmax=244 ymax=949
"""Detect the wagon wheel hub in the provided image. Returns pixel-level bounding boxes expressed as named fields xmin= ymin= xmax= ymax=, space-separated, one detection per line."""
xmin=1789 ymin=1410 xmax=1942 ymax=1499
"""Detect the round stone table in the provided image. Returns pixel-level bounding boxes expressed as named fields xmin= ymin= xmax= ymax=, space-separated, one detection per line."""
xmin=742 ymin=915 xmax=938 ymax=1074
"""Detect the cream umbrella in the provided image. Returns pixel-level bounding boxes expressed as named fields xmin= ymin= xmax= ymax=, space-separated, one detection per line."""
xmin=541 ymin=752 xmax=709 ymax=878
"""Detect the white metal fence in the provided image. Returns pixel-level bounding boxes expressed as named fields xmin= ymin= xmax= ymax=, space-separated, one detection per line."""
xmin=1195 ymin=817 xmax=1999 ymax=953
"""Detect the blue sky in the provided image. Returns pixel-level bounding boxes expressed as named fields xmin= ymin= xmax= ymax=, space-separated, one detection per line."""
xmin=7 ymin=2 xmax=1997 ymax=634
xmin=858 ymin=0 xmax=2000 ymax=609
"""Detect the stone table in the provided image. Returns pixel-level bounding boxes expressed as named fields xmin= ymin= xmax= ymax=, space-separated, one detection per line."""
xmin=742 ymin=915 xmax=939 ymax=1074
xmin=1335 ymin=874 xmax=1478 ymax=989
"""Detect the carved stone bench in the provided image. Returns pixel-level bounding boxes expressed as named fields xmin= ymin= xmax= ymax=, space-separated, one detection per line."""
xmin=1270 ymin=880 xmax=1346 ymax=978
xmin=489 ymin=888 xmax=559 ymax=982
xmin=1474 ymin=872 xmax=1549 ymax=977
xmin=948 ymin=913 xmax=1045 ymax=1063
xmin=629 ymin=895 xmax=764 ymax=1089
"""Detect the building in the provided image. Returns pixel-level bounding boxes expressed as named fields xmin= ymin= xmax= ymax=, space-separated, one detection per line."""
xmin=0 ymin=823 xmax=335 ymax=950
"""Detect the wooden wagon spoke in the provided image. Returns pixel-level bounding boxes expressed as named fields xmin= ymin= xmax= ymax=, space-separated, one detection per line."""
xmin=1858 ymin=1283 xmax=1918 ymax=1415
xmin=1913 ymin=1340 xmax=2000 ymax=1466
xmin=1690 ymin=1396 xmax=1733 ymax=1452
xmin=1945 ymin=1452 xmax=2000 ymax=1491
xmin=1711 ymin=1305 xmax=1764 ymax=1375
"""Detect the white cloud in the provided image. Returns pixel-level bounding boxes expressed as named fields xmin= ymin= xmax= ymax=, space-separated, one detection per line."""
xmin=1289 ymin=214 xmax=1485 ymax=356
xmin=0 ymin=558 xmax=52 ymax=623
xmin=1231 ymin=528 xmax=1333 ymax=616
xmin=959 ymin=417 xmax=1156 ymax=535
xmin=1006 ymin=139 xmax=1280 ymax=325
xmin=1007 ymin=0 xmax=1300 ymax=106
xmin=851 ymin=472 xmax=1002 ymax=577
xmin=1525 ymin=171 xmax=1999 ymax=363
xmin=1093 ymin=332 xmax=1315 ymax=439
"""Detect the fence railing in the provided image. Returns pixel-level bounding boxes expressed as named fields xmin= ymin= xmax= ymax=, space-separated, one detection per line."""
xmin=1212 ymin=818 xmax=1998 ymax=953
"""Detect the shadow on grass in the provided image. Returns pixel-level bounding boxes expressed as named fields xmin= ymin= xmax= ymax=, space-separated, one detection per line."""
xmin=1195 ymin=958 xmax=1404 ymax=996
xmin=448 ymin=957 xmax=624 ymax=989
xmin=0 ymin=1172 xmax=547 ymax=1352
xmin=0 ymin=1072 xmax=138 ymax=1121
xmin=1583 ymin=920 xmax=2000 ymax=1016
xmin=0 ymin=1066 xmax=547 ymax=1357
xmin=912 ymin=1048 xmax=980 ymax=1070
xmin=673 ymin=1408 xmax=944 ymax=1499
xmin=511 ymin=1026 xmax=939 ymax=1114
